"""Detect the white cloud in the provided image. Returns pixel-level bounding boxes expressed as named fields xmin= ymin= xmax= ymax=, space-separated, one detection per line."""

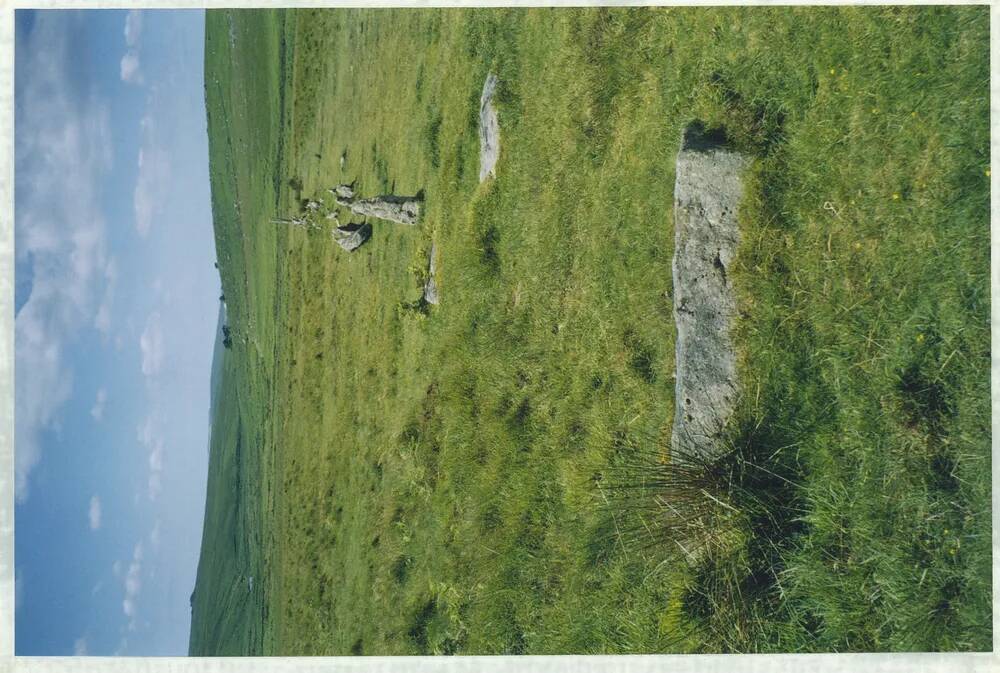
xmin=124 ymin=10 xmax=142 ymax=47
xmin=120 ymin=51 xmax=142 ymax=85
xmin=73 ymin=637 xmax=88 ymax=656
xmin=122 ymin=541 xmax=143 ymax=630
xmin=133 ymin=115 xmax=171 ymax=236
xmin=137 ymin=413 xmax=165 ymax=500
xmin=88 ymin=494 xmax=102 ymax=531
xmin=139 ymin=311 xmax=163 ymax=377
xmin=148 ymin=442 xmax=163 ymax=472
xmin=124 ymin=564 xmax=140 ymax=596
xmin=15 ymin=12 xmax=113 ymax=503
xmin=120 ymin=11 xmax=143 ymax=84
xmin=90 ymin=387 xmax=107 ymax=422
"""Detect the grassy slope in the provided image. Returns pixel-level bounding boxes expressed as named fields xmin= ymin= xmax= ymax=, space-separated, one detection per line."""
xmin=197 ymin=6 xmax=990 ymax=655
xmin=190 ymin=9 xmax=294 ymax=656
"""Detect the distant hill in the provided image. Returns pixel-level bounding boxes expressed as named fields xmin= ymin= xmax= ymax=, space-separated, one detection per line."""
xmin=187 ymin=353 xmax=254 ymax=656
xmin=208 ymin=300 xmax=227 ymax=429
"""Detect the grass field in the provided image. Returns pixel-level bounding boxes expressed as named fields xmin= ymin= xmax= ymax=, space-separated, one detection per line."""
xmin=191 ymin=6 xmax=991 ymax=654
xmin=189 ymin=9 xmax=293 ymax=656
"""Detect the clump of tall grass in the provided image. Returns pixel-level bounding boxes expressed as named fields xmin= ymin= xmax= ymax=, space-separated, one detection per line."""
xmin=600 ymin=442 xmax=745 ymax=564
xmin=598 ymin=409 xmax=808 ymax=650
xmin=602 ymin=411 xmax=803 ymax=556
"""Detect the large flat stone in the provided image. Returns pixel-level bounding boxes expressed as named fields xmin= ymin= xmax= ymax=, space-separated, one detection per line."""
xmin=671 ymin=123 xmax=749 ymax=461
xmin=349 ymin=195 xmax=421 ymax=226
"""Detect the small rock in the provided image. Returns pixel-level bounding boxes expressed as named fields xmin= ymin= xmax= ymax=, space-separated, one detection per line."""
xmin=332 ymin=222 xmax=372 ymax=252
xmin=479 ymin=73 xmax=500 ymax=182
xmin=329 ymin=183 xmax=356 ymax=206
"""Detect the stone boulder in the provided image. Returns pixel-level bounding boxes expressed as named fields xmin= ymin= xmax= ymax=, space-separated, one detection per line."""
xmin=332 ymin=222 xmax=372 ymax=252
xmin=329 ymin=183 xmax=356 ymax=206
xmin=479 ymin=73 xmax=500 ymax=182
xmin=423 ymin=242 xmax=439 ymax=305
xmin=671 ymin=122 xmax=749 ymax=461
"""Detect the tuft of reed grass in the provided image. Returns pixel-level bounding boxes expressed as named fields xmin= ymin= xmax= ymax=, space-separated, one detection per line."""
xmin=598 ymin=406 xmax=812 ymax=651
xmin=602 ymin=411 xmax=803 ymax=550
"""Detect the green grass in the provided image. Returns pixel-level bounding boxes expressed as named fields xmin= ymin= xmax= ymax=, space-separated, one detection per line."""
xmin=192 ymin=6 xmax=990 ymax=655
xmin=189 ymin=8 xmax=294 ymax=656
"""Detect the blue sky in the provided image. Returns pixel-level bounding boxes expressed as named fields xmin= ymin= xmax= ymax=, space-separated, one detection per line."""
xmin=15 ymin=10 xmax=218 ymax=656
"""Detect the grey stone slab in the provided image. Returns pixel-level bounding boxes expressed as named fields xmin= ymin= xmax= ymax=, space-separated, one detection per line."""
xmin=671 ymin=123 xmax=749 ymax=461
xmin=423 ymin=242 xmax=439 ymax=305
xmin=349 ymin=195 xmax=421 ymax=226
xmin=479 ymin=73 xmax=500 ymax=182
